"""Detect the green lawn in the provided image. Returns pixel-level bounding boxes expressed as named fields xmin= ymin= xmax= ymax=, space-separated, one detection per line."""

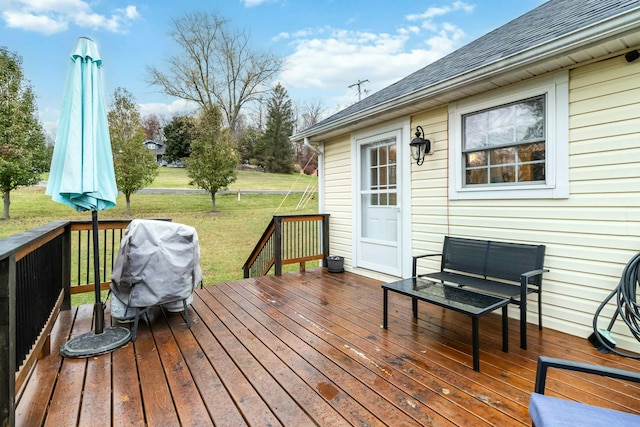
xmin=1 ymin=170 xmax=319 ymax=290
xmin=147 ymin=167 xmax=318 ymax=191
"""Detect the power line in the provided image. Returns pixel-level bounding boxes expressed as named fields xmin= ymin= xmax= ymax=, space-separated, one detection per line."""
xmin=348 ymin=79 xmax=369 ymax=101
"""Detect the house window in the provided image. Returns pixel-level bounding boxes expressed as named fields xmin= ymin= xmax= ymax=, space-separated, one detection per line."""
xmin=463 ymin=95 xmax=546 ymax=186
xmin=449 ymin=71 xmax=568 ymax=199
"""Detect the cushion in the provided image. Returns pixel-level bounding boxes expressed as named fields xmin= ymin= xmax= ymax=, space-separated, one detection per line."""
xmin=529 ymin=393 xmax=640 ymax=427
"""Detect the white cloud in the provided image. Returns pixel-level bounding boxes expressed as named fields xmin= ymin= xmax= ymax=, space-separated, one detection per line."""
xmin=271 ymin=28 xmax=315 ymax=43
xmin=272 ymin=31 xmax=290 ymax=42
xmin=18 ymin=0 xmax=90 ymax=14
xmin=0 ymin=0 xmax=140 ymax=34
xmin=279 ymin=2 xmax=473 ymax=107
xmin=424 ymin=22 xmax=466 ymax=56
xmin=121 ymin=5 xmax=139 ymax=20
xmin=406 ymin=1 xmax=475 ymax=21
xmin=280 ymin=28 xmax=442 ymax=107
xmin=405 ymin=1 xmax=474 ymax=38
xmin=242 ymin=0 xmax=271 ymax=7
xmin=138 ymin=99 xmax=199 ymax=119
xmin=3 ymin=10 xmax=67 ymax=34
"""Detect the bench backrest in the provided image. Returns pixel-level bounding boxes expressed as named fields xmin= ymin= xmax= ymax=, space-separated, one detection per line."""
xmin=442 ymin=236 xmax=545 ymax=285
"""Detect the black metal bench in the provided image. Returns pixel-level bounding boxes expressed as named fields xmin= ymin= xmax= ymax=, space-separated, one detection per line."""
xmin=413 ymin=236 xmax=548 ymax=349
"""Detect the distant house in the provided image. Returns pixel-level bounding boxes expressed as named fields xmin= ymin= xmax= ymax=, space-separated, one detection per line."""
xmin=143 ymin=139 xmax=166 ymax=164
xmin=291 ymin=0 xmax=640 ymax=351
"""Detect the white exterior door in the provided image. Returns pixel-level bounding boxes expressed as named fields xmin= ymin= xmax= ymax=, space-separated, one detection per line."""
xmin=356 ymin=132 xmax=402 ymax=276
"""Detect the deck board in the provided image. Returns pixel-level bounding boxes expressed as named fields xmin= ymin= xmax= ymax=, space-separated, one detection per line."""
xmin=111 ymin=339 xmax=145 ymax=427
xmin=15 ymin=269 xmax=640 ymax=426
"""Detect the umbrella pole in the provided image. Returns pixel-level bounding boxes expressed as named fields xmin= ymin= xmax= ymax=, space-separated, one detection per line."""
xmin=92 ymin=210 xmax=105 ymax=335
xmin=59 ymin=211 xmax=131 ymax=357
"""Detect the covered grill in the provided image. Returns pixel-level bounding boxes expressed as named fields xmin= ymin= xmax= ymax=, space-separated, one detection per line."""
xmin=110 ymin=219 xmax=202 ymax=339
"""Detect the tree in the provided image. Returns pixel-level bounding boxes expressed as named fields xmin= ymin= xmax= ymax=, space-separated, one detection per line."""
xmin=0 ymin=47 xmax=48 ymax=219
xmin=142 ymin=113 xmax=164 ymax=141
xmin=163 ymin=114 xmax=196 ymax=163
xmin=255 ymin=83 xmax=295 ymax=174
xmin=186 ymin=107 xmax=237 ymax=212
xmin=296 ymin=98 xmax=326 ymax=133
xmin=147 ymin=11 xmax=283 ymax=135
xmin=293 ymin=98 xmax=326 ymax=171
xmin=107 ymin=88 xmax=158 ymax=216
xmin=236 ymin=125 xmax=263 ymax=165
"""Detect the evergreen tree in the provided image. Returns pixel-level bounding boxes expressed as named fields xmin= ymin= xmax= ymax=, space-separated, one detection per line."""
xmin=163 ymin=115 xmax=196 ymax=163
xmin=256 ymin=83 xmax=294 ymax=173
xmin=186 ymin=107 xmax=237 ymax=212
xmin=107 ymin=88 xmax=159 ymax=216
xmin=0 ymin=47 xmax=48 ymax=219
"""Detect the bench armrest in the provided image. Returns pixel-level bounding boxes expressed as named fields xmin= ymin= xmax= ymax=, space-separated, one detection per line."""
xmin=521 ymin=268 xmax=549 ymax=280
xmin=520 ymin=268 xmax=548 ymax=301
xmin=534 ymin=355 xmax=640 ymax=394
xmin=412 ymin=253 xmax=441 ymax=277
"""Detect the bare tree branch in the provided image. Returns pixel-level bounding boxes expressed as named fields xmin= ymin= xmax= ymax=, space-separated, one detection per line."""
xmin=146 ymin=11 xmax=283 ymax=135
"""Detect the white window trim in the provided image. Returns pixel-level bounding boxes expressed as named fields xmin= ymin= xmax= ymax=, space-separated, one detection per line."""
xmin=448 ymin=70 xmax=569 ymax=200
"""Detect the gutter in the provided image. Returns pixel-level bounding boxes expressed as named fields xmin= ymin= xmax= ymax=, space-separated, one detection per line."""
xmin=292 ymin=7 xmax=640 ymax=142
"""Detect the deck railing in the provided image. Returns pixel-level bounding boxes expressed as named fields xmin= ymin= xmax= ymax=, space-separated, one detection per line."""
xmin=0 ymin=219 xmax=139 ymax=426
xmin=2 ymin=214 xmax=322 ymax=424
xmin=243 ymin=214 xmax=330 ymax=278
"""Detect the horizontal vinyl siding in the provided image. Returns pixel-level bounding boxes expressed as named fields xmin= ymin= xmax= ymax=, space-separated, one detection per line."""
xmin=411 ymin=107 xmax=450 ymax=282
xmin=323 ymin=135 xmax=353 ymax=268
xmin=410 ymin=107 xmax=450 ymax=266
xmin=560 ymin=55 xmax=640 ymax=350
xmin=408 ymin=54 xmax=640 ymax=351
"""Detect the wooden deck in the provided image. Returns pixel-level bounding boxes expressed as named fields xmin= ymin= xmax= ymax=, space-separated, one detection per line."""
xmin=15 ymin=269 xmax=640 ymax=426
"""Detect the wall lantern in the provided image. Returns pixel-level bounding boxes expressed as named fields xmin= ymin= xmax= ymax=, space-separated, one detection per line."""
xmin=625 ymin=49 xmax=639 ymax=63
xmin=409 ymin=126 xmax=431 ymax=166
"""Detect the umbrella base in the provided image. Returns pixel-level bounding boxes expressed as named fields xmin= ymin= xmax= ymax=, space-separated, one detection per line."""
xmin=60 ymin=326 xmax=131 ymax=358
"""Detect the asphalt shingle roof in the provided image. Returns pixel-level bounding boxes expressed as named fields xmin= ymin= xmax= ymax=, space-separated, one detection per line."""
xmin=302 ymin=0 xmax=639 ymax=134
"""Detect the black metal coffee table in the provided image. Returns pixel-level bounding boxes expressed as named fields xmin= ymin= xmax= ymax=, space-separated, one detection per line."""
xmin=382 ymin=277 xmax=510 ymax=371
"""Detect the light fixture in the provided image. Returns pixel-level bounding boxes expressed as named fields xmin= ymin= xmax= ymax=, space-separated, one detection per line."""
xmin=409 ymin=126 xmax=431 ymax=165
xmin=625 ymin=49 xmax=639 ymax=63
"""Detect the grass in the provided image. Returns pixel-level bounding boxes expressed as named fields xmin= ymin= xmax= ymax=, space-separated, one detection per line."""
xmin=39 ymin=167 xmax=318 ymax=191
xmin=147 ymin=167 xmax=318 ymax=191
xmin=1 ymin=170 xmax=319 ymax=292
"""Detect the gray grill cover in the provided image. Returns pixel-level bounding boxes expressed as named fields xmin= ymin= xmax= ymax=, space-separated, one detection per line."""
xmin=110 ymin=219 xmax=202 ymax=308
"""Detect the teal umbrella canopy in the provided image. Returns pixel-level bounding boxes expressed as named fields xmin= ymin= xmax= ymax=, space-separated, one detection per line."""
xmin=48 ymin=38 xmax=129 ymax=358
xmin=46 ymin=37 xmax=117 ymax=212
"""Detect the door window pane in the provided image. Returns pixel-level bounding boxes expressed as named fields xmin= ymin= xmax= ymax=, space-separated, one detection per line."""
xmin=361 ymin=138 xmax=398 ymax=205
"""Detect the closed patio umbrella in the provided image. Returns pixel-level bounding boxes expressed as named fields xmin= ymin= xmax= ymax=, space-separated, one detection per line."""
xmin=46 ymin=37 xmax=130 ymax=357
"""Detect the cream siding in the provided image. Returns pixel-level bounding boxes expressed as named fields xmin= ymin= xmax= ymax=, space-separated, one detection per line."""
xmin=561 ymin=55 xmax=640 ymax=350
xmin=323 ymin=135 xmax=353 ymax=268
xmin=406 ymin=53 xmax=640 ymax=351
xmin=410 ymin=107 xmax=450 ymax=260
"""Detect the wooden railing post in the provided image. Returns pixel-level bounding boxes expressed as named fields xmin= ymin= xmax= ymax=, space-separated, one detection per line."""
xmin=62 ymin=223 xmax=72 ymax=311
xmin=0 ymin=254 xmax=16 ymax=427
xmin=243 ymin=214 xmax=330 ymax=278
xmin=274 ymin=217 xmax=283 ymax=276
xmin=322 ymin=214 xmax=330 ymax=265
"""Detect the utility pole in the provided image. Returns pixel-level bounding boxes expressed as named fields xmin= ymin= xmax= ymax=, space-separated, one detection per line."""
xmin=348 ymin=79 xmax=369 ymax=101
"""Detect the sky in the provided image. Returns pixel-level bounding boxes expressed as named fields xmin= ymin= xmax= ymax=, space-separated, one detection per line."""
xmin=0 ymin=0 xmax=546 ymax=138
